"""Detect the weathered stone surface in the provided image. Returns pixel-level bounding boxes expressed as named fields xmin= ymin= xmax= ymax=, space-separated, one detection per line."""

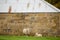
xmin=0 ymin=13 xmax=60 ymax=36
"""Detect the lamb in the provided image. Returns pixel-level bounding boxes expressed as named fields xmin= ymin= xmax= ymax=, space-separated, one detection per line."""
xmin=35 ymin=33 xmax=42 ymax=37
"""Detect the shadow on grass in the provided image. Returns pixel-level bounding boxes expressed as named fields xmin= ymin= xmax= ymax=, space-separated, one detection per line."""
xmin=0 ymin=39 xmax=6 ymax=40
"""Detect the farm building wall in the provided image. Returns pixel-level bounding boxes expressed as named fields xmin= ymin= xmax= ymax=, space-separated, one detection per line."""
xmin=0 ymin=13 xmax=60 ymax=36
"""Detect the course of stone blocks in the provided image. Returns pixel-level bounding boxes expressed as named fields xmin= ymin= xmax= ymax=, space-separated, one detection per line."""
xmin=0 ymin=13 xmax=60 ymax=36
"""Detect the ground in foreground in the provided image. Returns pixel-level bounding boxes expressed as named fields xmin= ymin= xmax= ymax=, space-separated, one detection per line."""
xmin=0 ymin=35 xmax=60 ymax=40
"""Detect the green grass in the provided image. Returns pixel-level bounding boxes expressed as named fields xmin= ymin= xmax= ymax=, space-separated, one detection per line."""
xmin=0 ymin=35 xmax=60 ymax=40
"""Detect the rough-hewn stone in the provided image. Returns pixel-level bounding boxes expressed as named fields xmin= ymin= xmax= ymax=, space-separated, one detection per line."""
xmin=0 ymin=13 xmax=60 ymax=36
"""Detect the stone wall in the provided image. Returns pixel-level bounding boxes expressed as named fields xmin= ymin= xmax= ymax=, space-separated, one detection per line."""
xmin=0 ymin=13 xmax=60 ymax=36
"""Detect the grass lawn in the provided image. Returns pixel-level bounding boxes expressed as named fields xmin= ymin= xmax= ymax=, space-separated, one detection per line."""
xmin=0 ymin=35 xmax=60 ymax=40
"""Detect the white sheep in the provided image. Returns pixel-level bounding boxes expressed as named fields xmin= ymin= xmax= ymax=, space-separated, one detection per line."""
xmin=23 ymin=28 xmax=31 ymax=36
xmin=35 ymin=33 xmax=42 ymax=37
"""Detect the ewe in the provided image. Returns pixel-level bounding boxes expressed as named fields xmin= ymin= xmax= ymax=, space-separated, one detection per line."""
xmin=23 ymin=28 xmax=31 ymax=36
